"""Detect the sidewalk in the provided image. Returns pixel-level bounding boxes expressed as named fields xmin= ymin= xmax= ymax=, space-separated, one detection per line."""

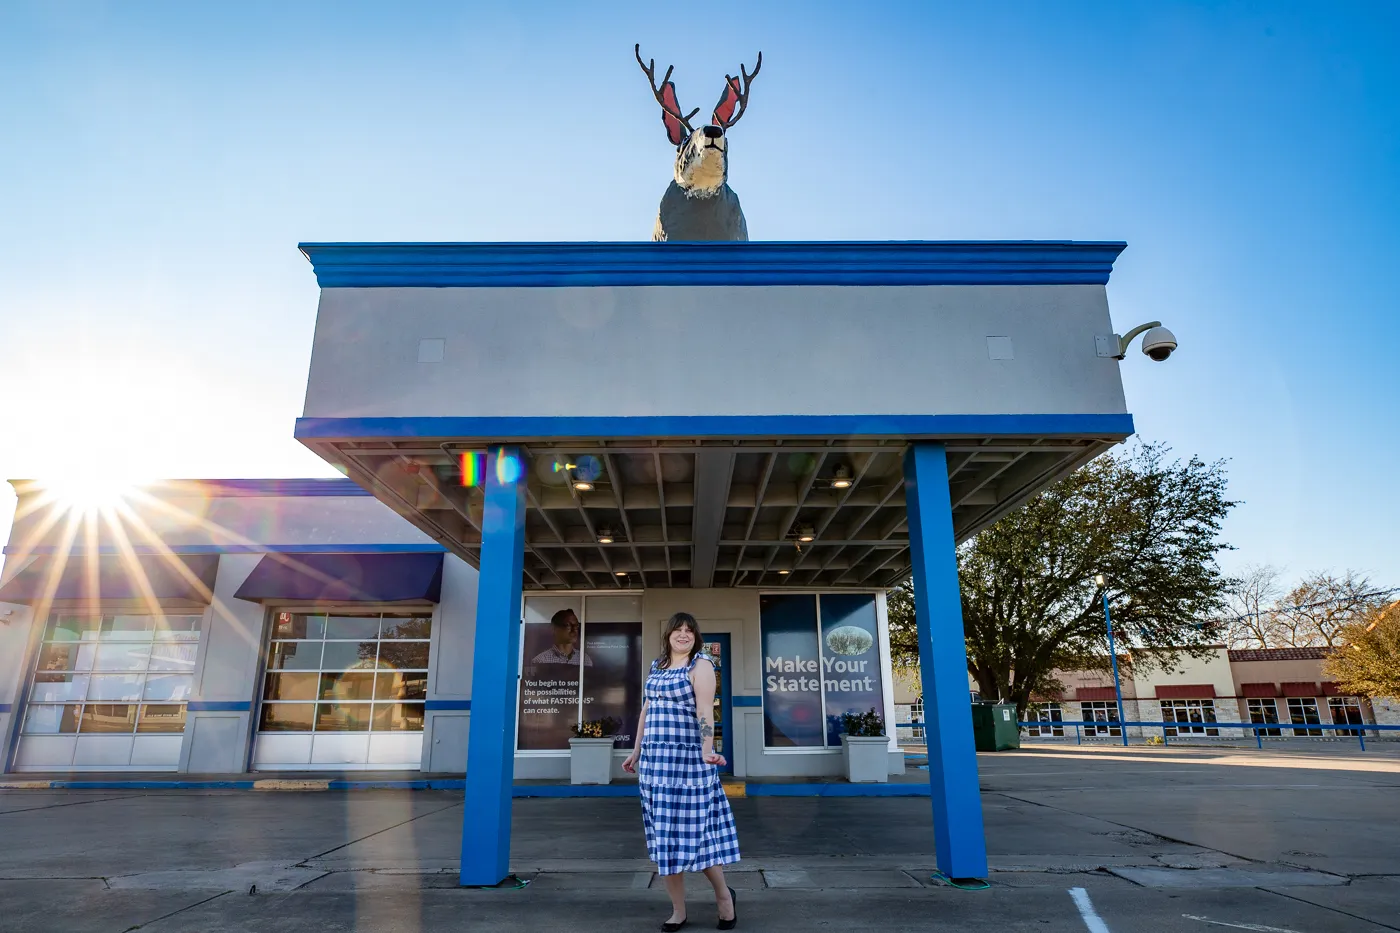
xmin=2 ymin=746 xmax=1398 ymax=931
xmin=0 ymin=763 xmax=940 ymax=796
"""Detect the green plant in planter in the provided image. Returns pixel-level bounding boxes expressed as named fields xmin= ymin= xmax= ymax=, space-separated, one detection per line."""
xmin=571 ymin=716 xmax=621 ymax=739
xmin=840 ymin=708 xmax=886 ymax=737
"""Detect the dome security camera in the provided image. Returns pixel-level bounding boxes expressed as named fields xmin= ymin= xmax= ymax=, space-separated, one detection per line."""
xmin=1099 ymin=321 xmax=1179 ymax=362
xmin=1141 ymin=326 xmax=1177 ymax=362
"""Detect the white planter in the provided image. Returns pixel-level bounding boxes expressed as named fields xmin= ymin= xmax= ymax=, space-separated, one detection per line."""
xmin=841 ymin=735 xmax=890 ymax=783
xmin=568 ymin=738 xmax=616 ymax=785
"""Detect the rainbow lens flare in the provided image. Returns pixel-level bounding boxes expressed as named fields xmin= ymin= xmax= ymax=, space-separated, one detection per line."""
xmin=495 ymin=452 xmax=522 ymax=485
xmin=459 ymin=452 xmax=485 ymax=487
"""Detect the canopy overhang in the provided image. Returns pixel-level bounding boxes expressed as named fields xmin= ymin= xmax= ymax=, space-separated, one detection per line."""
xmin=232 ymin=552 xmax=444 ymax=604
xmin=0 ymin=553 xmax=219 ymax=607
xmin=294 ymin=420 xmax=1131 ymax=591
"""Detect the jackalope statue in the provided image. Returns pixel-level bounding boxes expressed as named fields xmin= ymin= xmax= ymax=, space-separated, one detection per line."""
xmin=635 ymin=44 xmax=762 ymax=241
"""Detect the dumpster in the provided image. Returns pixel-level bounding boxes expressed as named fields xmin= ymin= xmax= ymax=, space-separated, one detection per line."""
xmin=971 ymin=703 xmax=1021 ymax=751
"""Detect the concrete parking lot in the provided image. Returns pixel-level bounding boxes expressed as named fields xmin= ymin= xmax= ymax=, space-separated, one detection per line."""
xmin=1 ymin=745 xmax=1397 ymax=932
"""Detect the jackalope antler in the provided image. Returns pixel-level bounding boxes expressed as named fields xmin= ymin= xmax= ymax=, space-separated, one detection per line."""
xmin=712 ymin=53 xmax=762 ymax=129
xmin=635 ymin=44 xmax=700 ymax=138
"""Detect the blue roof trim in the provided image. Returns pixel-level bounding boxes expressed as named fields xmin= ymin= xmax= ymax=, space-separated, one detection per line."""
xmin=297 ymin=241 xmax=1127 ymax=288
xmin=4 ymin=544 xmax=446 ymax=556
xmin=295 ymin=413 xmax=1136 ymax=441
xmin=176 ymin=479 xmax=371 ymax=498
xmin=187 ymin=701 xmax=251 ymax=712
xmin=8 ymin=478 xmax=372 ymax=498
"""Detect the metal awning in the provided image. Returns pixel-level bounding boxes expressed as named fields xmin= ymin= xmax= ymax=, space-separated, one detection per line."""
xmin=0 ymin=553 xmax=219 ymax=606
xmin=298 ymin=433 xmax=1117 ymax=590
xmin=232 ymin=552 xmax=444 ymax=603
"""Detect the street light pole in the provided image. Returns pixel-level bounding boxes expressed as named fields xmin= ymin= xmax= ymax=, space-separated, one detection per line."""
xmin=1095 ymin=574 xmax=1129 ymax=747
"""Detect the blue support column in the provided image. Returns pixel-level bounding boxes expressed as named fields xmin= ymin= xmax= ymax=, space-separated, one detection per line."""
xmin=904 ymin=442 xmax=989 ymax=880
xmin=460 ymin=446 xmax=527 ymax=886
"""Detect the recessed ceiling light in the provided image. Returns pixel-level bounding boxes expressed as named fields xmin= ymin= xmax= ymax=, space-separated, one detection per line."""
xmin=614 ymin=570 xmax=628 ymax=577
xmin=598 ymin=527 xmax=615 ymax=544
xmin=573 ymin=480 xmax=594 ymax=492
xmin=778 ymin=569 xmax=790 ymax=575
xmin=796 ymin=524 xmax=816 ymax=543
xmin=831 ymin=465 xmax=853 ymax=489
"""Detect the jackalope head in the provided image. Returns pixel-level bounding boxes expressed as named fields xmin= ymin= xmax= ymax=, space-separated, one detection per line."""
xmin=635 ymin=44 xmax=762 ymax=241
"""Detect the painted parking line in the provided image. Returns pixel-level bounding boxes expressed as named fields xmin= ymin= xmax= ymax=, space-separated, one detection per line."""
xmin=1069 ymin=887 xmax=1111 ymax=933
xmin=990 ymin=769 xmax=1210 ymax=776
xmin=1183 ymin=916 xmax=1300 ymax=932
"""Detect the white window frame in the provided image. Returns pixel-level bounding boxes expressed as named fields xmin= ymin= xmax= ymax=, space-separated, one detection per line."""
xmin=22 ymin=609 xmax=203 ymax=739
xmin=1080 ymin=700 xmax=1122 ymax=737
xmin=1246 ymin=697 xmax=1282 ymax=736
xmin=1327 ymin=696 xmax=1364 ymax=736
xmin=1027 ymin=702 xmax=1064 ymax=737
xmin=1286 ymin=697 xmax=1324 ymax=736
xmin=1159 ymin=698 xmax=1219 ymax=737
xmin=255 ymin=607 xmax=433 ymax=738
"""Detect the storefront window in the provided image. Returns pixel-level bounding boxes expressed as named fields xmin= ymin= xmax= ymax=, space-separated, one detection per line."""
xmin=759 ymin=594 xmax=886 ymax=749
xmin=1287 ymin=697 xmax=1324 ymax=736
xmin=516 ymin=595 xmax=643 ymax=751
xmin=1027 ymin=702 xmax=1064 ymax=736
xmin=1080 ymin=701 xmax=1121 ymax=736
xmin=1247 ymin=698 xmax=1282 ymax=736
xmin=258 ymin=611 xmax=430 ymax=734
xmin=1327 ymin=696 xmax=1363 ymax=736
xmin=1160 ymin=698 xmax=1219 ymax=736
xmin=23 ymin=611 xmax=201 ymax=737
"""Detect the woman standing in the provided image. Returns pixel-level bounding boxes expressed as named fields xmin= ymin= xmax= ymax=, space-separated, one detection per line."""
xmin=623 ymin=612 xmax=740 ymax=930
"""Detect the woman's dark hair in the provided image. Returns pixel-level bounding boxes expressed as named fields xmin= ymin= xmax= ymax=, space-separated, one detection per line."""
xmin=656 ymin=612 xmax=704 ymax=669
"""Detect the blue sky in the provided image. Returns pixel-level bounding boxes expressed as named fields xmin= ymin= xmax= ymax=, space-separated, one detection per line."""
xmin=0 ymin=1 xmax=1396 ymax=589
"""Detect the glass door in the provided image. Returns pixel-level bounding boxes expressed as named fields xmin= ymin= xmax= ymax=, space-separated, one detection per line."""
xmin=702 ymin=634 xmax=733 ymax=773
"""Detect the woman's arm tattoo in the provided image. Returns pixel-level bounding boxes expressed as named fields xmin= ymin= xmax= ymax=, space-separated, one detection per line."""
xmin=698 ymin=716 xmax=714 ymax=739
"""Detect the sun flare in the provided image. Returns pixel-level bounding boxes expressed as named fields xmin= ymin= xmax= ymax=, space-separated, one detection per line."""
xmin=38 ymin=474 xmax=146 ymax=514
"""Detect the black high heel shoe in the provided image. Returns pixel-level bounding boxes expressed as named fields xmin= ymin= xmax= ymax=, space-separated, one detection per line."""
xmin=717 ymin=886 xmax=737 ymax=930
xmin=661 ymin=916 xmax=687 ymax=932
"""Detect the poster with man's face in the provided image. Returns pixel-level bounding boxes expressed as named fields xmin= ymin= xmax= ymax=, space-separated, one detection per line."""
xmin=516 ymin=596 xmax=645 ymax=751
xmin=517 ymin=597 xmax=584 ymax=751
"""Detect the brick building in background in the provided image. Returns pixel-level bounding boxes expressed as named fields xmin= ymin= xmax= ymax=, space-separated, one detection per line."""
xmin=894 ymin=645 xmax=1397 ymax=741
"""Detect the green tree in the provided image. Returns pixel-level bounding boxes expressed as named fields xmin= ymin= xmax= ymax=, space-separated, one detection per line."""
xmin=1325 ymin=601 xmax=1400 ymax=699
xmin=888 ymin=442 xmax=1237 ymax=714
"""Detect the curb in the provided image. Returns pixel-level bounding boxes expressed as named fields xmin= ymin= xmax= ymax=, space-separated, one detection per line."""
xmin=1 ymin=779 xmax=927 ymax=797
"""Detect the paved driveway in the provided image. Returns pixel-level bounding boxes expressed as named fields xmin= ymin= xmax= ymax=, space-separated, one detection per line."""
xmin=1 ymin=745 xmax=1396 ymax=932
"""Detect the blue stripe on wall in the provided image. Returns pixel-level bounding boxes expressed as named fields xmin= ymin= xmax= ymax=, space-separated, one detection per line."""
xmin=187 ymin=701 xmax=252 ymax=712
xmin=295 ymin=414 xmax=1135 ymax=442
xmin=425 ymin=700 xmax=472 ymax=711
xmin=731 ymin=696 xmax=762 ymax=708
xmin=0 ymin=704 xmax=11 ymax=713
xmin=298 ymin=241 xmax=1127 ymax=288
xmin=4 ymin=544 xmax=448 ymax=556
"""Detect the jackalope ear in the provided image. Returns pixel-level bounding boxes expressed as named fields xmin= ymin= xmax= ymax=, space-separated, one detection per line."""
xmin=712 ymin=76 xmax=741 ymax=127
xmin=660 ymin=82 xmax=687 ymax=147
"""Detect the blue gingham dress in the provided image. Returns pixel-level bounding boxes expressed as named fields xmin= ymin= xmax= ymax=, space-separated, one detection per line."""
xmin=639 ymin=655 xmax=741 ymax=875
